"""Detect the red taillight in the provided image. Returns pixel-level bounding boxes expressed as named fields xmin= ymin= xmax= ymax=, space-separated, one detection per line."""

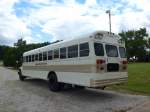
xmin=96 ymin=59 xmax=105 ymax=65
xmin=122 ymin=60 xmax=127 ymax=64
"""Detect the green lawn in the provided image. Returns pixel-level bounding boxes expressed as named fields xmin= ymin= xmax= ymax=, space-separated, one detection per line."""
xmin=109 ymin=63 xmax=150 ymax=95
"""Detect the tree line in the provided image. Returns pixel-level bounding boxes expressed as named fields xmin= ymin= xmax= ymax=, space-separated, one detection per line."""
xmin=119 ymin=28 xmax=150 ymax=62
xmin=0 ymin=28 xmax=150 ymax=68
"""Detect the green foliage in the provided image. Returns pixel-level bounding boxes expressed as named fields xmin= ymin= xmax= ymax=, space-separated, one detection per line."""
xmin=3 ymin=47 xmax=17 ymax=67
xmin=1 ymin=38 xmax=50 ymax=67
xmin=0 ymin=45 xmax=10 ymax=60
xmin=119 ymin=28 xmax=149 ymax=61
xmin=14 ymin=38 xmax=26 ymax=47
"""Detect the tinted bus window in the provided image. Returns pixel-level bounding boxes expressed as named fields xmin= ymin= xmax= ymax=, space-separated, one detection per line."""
xmin=26 ymin=56 xmax=29 ymax=62
xmin=35 ymin=54 xmax=38 ymax=61
xmin=94 ymin=43 xmax=104 ymax=56
xmin=119 ymin=47 xmax=126 ymax=58
xmin=23 ymin=56 xmax=26 ymax=62
xmin=105 ymin=45 xmax=118 ymax=57
xmin=60 ymin=47 xmax=66 ymax=59
xmin=29 ymin=55 xmax=31 ymax=62
xmin=48 ymin=50 xmax=53 ymax=60
xmin=54 ymin=49 xmax=59 ymax=59
xmin=39 ymin=53 xmax=42 ymax=61
xmin=80 ymin=42 xmax=89 ymax=57
xmin=43 ymin=52 xmax=47 ymax=60
xmin=32 ymin=55 xmax=34 ymax=62
xmin=68 ymin=45 xmax=78 ymax=58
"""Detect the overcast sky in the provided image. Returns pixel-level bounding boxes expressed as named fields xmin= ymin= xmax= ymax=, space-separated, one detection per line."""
xmin=0 ymin=0 xmax=150 ymax=46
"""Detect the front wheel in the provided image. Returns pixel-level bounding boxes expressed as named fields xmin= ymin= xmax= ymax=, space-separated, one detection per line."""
xmin=18 ymin=69 xmax=25 ymax=81
xmin=48 ymin=73 xmax=61 ymax=92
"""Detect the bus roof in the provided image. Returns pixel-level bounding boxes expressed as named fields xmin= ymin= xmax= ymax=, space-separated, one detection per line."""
xmin=23 ymin=31 xmax=122 ymax=56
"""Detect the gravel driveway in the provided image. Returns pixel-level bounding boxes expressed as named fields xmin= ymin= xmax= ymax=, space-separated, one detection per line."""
xmin=0 ymin=67 xmax=149 ymax=112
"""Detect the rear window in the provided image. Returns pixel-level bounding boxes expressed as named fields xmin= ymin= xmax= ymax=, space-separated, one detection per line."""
xmin=119 ymin=47 xmax=126 ymax=58
xmin=105 ymin=45 xmax=118 ymax=57
xmin=94 ymin=43 xmax=104 ymax=56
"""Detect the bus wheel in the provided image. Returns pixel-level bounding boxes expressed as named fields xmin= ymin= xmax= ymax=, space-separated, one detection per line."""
xmin=18 ymin=69 xmax=25 ymax=81
xmin=48 ymin=73 xmax=61 ymax=92
xmin=75 ymin=85 xmax=85 ymax=89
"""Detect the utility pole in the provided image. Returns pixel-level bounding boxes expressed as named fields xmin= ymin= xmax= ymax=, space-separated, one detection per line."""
xmin=106 ymin=10 xmax=111 ymax=34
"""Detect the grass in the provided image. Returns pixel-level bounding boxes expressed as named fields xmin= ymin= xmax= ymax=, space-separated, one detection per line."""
xmin=108 ymin=63 xmax=150 ymax=95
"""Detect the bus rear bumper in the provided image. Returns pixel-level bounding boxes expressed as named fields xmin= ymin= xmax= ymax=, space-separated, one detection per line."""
xmin=90 ymin=77 xmax=128 ymax=87
xmin=90 ymin=72 xmax=128 ymax=87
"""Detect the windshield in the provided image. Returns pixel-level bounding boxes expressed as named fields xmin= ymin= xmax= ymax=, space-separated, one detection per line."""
xmin=119 ymin=47 xmax=126 ymax=58
xmin=94 ymin=43 xmax=104 ymax=56
xmin=105 ymin=45 xmax=118 ymax=57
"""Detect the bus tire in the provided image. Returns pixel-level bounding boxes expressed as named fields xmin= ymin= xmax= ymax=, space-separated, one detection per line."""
xmin=18 ymin=69 xmax=25 ymax=81
xmin=48 ymin=72 xmax=61 ymax=92
xmin=75 ymin=85 xmax=85 ymax=89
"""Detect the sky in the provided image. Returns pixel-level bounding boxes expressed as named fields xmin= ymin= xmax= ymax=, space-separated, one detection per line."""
xmin=0 ymin=0 xmax=150 ymax=46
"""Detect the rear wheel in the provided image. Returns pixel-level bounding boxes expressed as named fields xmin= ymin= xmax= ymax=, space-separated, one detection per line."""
xmin=75 ymin=85 xmax=85 ymax=89
xmin=48 ymin=73 xmax=61 ymax=92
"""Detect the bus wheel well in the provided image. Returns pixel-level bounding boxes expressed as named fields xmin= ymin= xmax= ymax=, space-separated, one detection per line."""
xmin=47 ymin=71 xmax=56 ymax=79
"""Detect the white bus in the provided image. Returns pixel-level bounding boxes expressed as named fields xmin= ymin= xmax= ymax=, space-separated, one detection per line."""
xmin=18 ymin=31 xmax=128 ymax=91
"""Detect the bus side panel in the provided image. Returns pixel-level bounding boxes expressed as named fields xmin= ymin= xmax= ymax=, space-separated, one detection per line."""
xmin=56 ymin=72 xmax=93 ymax=87
xmin=56 ymin=72 xmax=128 ymax=87
xmin=22 ymin=69 xmax=48 ymax=80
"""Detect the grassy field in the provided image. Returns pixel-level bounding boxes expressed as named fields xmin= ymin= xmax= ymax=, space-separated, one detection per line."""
xmin=109 ymin=63 xmax=150 ymax=95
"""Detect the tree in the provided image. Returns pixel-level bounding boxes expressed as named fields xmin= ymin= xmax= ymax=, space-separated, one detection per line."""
xmin=2 ymin=38 xmax=63 ymax=67
xmin=119 ymin=28 xmax=149 ymax=61
xmin=14 ymin=38 xmax=26 ymax=47
xmin=0 ymin=45 xmax=10 ymax=60
xmin=3 ymin=48 xmax=17 ymax=67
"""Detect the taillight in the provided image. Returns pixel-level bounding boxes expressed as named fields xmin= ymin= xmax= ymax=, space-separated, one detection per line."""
xmin=122 ymin=60 xmax=127 ymax=64
xmin=121 ymin=60 xmax=127 ymax=70
xmin=96 ymin=59 xmax=105 ymax=65
xmin=96 ymin=59 xmax=105 ymax=72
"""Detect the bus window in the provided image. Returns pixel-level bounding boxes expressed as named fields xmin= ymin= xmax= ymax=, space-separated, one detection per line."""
xmin=60 ymin=47 xmax=66 ymax=59
xmin=54 ymin=49 xmax=59 ymax=59
xmin=35 ymin=54 xmax=38 ymax=61
xmin=80 ymin=42 xmax=89 ymax=57
xmin=94 ymin=43 xmax=104 ymax=56
xmin=68 ymin=45 xmax=78 ymax=58
xmin=29 ymin=55 xmax=31 ymax=62
xmin=39 ymin=53 xmax=42 ymax=61
xmin=23 ymin=56 xmax=26 ymax=62
xmin=105 ymin=45 xmax=118 ymax=57
xmin=119 ymin=47 xmax=126 ymax=58
xmin=26 ymin=56 xmax=28 ymax=62
xmin=48 ymin=50 xmax=53 ymax=60
xmin=43 ymin=52 xmax=47 ymax=60
xmin=32 ymin=55 xmax=34 ymax=62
